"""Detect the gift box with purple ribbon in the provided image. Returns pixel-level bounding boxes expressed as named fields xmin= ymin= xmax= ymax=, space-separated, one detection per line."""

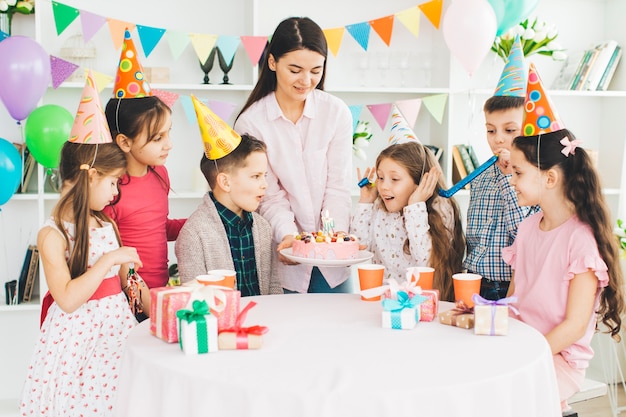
xmin=472 ymin=294 xmax=519 ymax=336
xmin=382 ymin=291 xmax=428 ymax=330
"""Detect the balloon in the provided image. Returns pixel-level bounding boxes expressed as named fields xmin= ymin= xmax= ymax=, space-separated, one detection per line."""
xmin=0 ymin=36 xmax=51 ymax=121
xmin=0 ymin=138 xmax=22 ymax=206
xmin=443 ymin=0 xmax=497 ymax=76
xmin=493 ymin=0 xmax=540 ymax=36
xmin=25 ymin=105 xmax=72 ymax=169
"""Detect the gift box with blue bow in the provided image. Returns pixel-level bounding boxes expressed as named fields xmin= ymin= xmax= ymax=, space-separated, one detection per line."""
xmin=382 ymin=291 xmax=428 ymax=330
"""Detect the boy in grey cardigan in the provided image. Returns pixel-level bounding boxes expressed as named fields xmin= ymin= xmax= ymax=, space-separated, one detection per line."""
xmin=175 ymin=133 xmax=282 ymax=295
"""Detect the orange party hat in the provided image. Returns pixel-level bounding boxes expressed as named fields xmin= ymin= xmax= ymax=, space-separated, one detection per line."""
xmin=68 ymin=70 xmax=113 ymax=144
xmin=191 ymin=95 xmax=242 ymax=160
xmin=113 ymin=29 xmax=152 ymax=99
xmin=388 ymin=105 xmax=421 ymax=145
xmin=523 ymin=63 xmax=564 ymax=136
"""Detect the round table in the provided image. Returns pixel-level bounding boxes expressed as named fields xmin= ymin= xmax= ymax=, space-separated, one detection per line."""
xmin=115 ymin=293 xmax=561 ymax=417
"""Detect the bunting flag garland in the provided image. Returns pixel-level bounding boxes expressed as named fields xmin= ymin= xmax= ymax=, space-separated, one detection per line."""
xmin=216 ymin=35 xmax=241 ymax=67
xmin=240 ymin=36 xmax=268 ymax=65
xmin=50 ymin=55 xmax=79 ymax=88
xmin=153 ymin=89 xmax=180 ymax=109
xmin=190 ymin=33 xmax=218 ymax=65
xmin=208 ymin=100 xmax=237 ymax=123
xmin=395 ymin=98 xmax=422 ymax=128
xmin=79 ymin=10 xmax=107 ymax=43
xmin=52 ymin=1 xmax=80 ymax=35
xmin=419 ymin=0 xmax=443 ymax=29
xmin=369 ymin=15 xmax=394 ymax=47
xmin=0 ymin=31 xmax=9 ymax=42
xmin=107 ymin=20 xmax=135 ymax=50
xmin=395 ymin=8 xmax=421 ymax=38
xmin=323 ymin=27 xmax=345 ymax=57
xmin=367 ymin=103 xmax=394 ymax=130
xmin=349 ymin=105 xmax=364 ymax=132
xmin=345 ymin=22 xmax=371 ymax=52
xmin=167 ymin=30 xmax=191 ymax=60
xmin=90 ymin=70 xmax=115 ymax=93
xmin=136 ymin=25 xmax=166 ymax=58
xmin=422 ymin=94 xmax=448 ymax=124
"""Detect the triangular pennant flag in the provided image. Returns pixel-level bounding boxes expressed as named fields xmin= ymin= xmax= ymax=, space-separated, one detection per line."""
xmin=107 ymin=20 xmax=135 ymax=50
xmin=179 ymin=95 xmax=197 ymax=125
xmin=366 ymin=103 xmax=393 ymax=130
xmin=323 ymin=27 xmax=345 ymax=57
xmin=166 ymin=30 xmax=191 ymax=60
xmin=422 ymin=93 xmax=448 ymax=124
xmin=369 ymin=15 xmax=394 ymax=47
xmin=216 ymin=35 xmax=241 ymax=67
xmin=208 ymin=100 xmax=237 ymax=123
xmin=0 ymin=31 xmax=9 ymax=42
xmin=395 ymin=98 xmax=422 ymax=128
xmin=52 ymin=1 xmax=79 ymax=35
xmin=50 ymin=55 xmax=79 ymax=89
xmin=345 ymin=22 xmax=371 ymax=51
xmin=348 ymin=104 xmax=364 ymax=131
xmin=190 ymin=33 xmax=218 ymax=65
xmin=395 ymin=7 xmax=421 ymax=38
xmin=136 ymin=25 xmax=166 ymax=58
xmin=90 ymin=69 xmax=114 ymax=93
xmin=419 ymin=0 xmax=443 ymax=29
xmin=79 ymin=10 xmax=106 ymax=43
xmin=68 ymin=70 xmax=112 ymax=144
xmin=240 ymin=35 xmax=268 ymax=65
xmin=153 ymin=89 xmax=180 ymax=109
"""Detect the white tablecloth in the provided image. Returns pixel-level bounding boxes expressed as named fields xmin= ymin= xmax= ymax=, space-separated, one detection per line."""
xmin=115 ymin=293 xmax=561 ymax=417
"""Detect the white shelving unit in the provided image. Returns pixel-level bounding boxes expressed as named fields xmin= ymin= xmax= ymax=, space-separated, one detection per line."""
xmin=1 ymin=0 xmax=626 ymax=408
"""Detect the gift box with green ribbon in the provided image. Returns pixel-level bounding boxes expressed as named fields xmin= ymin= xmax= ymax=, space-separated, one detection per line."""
xmin=176 ymin=299 xmax=218 ymax=355
xmin=381 ymin=291 xmax=428 ymax=330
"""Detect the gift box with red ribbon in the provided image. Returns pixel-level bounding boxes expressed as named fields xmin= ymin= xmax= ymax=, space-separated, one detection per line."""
xmin=438 ymin=301 xmax=474 ymax=329
xmin=218 ymin=301 xmax=269 ymax=350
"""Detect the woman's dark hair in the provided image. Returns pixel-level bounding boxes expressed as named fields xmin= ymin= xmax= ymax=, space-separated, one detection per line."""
xmin=376 ymin=142 xmax=466 ymax=301
xmin=513 ymin=129 xmax=625 ymax=339
xmin=237 ymin=17 xmax=328 ymax=120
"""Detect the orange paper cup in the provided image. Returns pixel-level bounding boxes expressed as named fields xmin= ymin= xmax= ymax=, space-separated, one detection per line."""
xmin=408 ymin=266 xmax=435 ymax=290
xmin=358 ymin=264 xmax=385 ymax=301
xmin=197 ymin=269 xmax=236 ymax=289
xmin=452 ymin=273 xmax=482 ymax=307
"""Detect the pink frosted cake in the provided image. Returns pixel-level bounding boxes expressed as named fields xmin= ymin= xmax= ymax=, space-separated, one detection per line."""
xmin=291 ymin=231 xmax=359 ymax=260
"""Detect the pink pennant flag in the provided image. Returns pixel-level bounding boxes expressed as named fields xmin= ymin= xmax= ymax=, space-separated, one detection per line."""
xmin=49 ymin=55 xmax=80 ymax=89
xmin=153 ymin=89 xmax=180 ymax=109
xmin=208 ymin=100 xmax=237 ymax=123
xmin=394 ymin=98 xmax=422 ymax=128
xmin=79 ymin=9 xmax=106 ymax=43
xmin=366 ymin=103 xmax=393 ymax=130
xmin=240 ymin=35 xmax=268 ymax=65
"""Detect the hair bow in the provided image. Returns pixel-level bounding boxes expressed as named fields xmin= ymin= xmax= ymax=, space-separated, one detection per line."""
xmin=560 ymin=136 xmax=582 ymax=157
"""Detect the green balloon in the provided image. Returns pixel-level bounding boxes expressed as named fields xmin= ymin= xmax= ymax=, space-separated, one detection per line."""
xmin=25 ymin=104 xmax=73 ymax=169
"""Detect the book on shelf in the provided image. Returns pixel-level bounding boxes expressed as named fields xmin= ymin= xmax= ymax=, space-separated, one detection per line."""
xmin=19 ymin=150 xmax=37 ymax=193
xmin=424 ymin=144 xmax=443 ymax=162
xmin=17 ymin=245 xmax=35 ymax=304
xmin=465 ymin=145 xmax=481 ymax=170
xmin=552 ymin=50 xmax=586 ymax=90
xmin=451 ymin=145 xmax=468 ymax=189
xmin=582 ymin=40 xmax=619 ymax=91
xmin=455 ymin=145 xmax=475 ymax=175
xmin=574 ymin=47 xmax=601 ymax=90
xmin=597 ymin=45 xmax=622 ymax=91
xmin=562 ymin=40 xmax=622 ymax=91
xmin=22 ymin=245 xmax=39 ymax=303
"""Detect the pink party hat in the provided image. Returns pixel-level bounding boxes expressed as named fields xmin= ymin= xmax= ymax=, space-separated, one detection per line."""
xmin=494 ymin=34 xmax=526 ymax=97
xmin=191 ymin=95 xmax=242 ymax=159
xmin=523 ymin=63 xmax=565 ymax=136
xmin=68 ymin=70 xmax=113 ymax=144
xmin=113 ymin=29 xmax=152 ymax=98
xmin=388 ymin=105 xmax=421 ymax=145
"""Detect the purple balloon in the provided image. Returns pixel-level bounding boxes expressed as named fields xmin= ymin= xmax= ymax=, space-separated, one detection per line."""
xmin=0 ymin=36 xmax=51 ymax=121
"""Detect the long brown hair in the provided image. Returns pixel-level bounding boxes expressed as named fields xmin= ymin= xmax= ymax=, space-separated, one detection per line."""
xmin=513 ymin=129 xmax=625 ymax=339
xmin=55 ymin=142 xmax=127 ymax=278
xmin=236 ymin=17 xmax=328 ymax=121
xmin=376 ymin=142 xmax=466 ymax=301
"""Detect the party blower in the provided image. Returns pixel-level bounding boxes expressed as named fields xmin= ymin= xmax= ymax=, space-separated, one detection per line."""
xmin=438 ymin=154 xmax=498 ymax=198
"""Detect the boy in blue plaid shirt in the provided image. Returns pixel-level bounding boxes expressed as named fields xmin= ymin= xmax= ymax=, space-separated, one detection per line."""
xmin=463 ymin=36 xmax=536 ymax=300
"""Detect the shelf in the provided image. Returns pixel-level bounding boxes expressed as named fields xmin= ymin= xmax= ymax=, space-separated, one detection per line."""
xmin=462 ymin=88 xmax=626 ymax=98
xmin=55 ymin=82 xmax=255 ymax=92
xmin=0 ymin=302 xmax=40 ymax=313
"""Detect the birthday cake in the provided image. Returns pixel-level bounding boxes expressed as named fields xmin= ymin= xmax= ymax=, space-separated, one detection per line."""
xmin=291 ymin=231 xmax=359 ymax=260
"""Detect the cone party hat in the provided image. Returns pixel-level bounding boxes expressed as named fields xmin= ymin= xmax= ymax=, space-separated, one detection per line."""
xmin=523 ymin=63 xmax=564 ymax=136
xmin=191 ymin=95 xmax=242 ymax=159
xmin=68 ymin=70 xmax=113 ymax=144
xmin=494 ymin=34 xmax=526 ymax=97
xmin=388 ymin=105 xmax=421 ymax=145
xmin=113 ymin=29 xmax=151 ymax=98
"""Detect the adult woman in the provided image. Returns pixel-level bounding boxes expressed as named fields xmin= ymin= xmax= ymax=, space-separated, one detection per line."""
xmin=235 ymin=17 xmax=353 ymax=293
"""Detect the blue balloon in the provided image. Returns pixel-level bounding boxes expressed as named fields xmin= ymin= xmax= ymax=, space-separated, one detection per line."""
xmin=0 ymin=138 xmax=22 ymax=205
xmin=490 ymin=0 xmax=539 ymax=36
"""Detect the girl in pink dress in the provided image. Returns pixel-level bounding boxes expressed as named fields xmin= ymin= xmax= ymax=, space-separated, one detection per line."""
xmin=505 ymin=128 xmax=624 ymax=412
xmin=20 ymin=141 xmax=142 ymax=416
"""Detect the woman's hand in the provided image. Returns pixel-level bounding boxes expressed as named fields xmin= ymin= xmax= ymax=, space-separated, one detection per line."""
xmin=408 ymin=166 xmax=438 ymax=205
xmin=277 ymin=234 xmax=299 ymax=265
xmin=357 ymin=167 xmax=377 ymax=204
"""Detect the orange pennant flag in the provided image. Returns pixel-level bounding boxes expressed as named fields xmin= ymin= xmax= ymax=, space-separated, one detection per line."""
xmin=369 ymin=15 xmax=394 ymax=46
xmin=108 ymin=20 xmax=136 ymax=50
xmin=323 ymin=27 xmax=345 ymax=57
xmin=419 ymin=0 xmax=443 ymax=29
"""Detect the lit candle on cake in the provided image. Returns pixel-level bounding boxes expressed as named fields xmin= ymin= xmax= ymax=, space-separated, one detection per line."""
xmin=322 ymin=210 xmax=334 ymax=235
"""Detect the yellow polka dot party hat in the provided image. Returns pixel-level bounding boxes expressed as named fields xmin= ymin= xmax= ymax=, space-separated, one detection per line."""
xmin=523 ymin=63 xmax=565 ymax=136
xmin=191 ymin=95 xmax=242 ymax=160
xmin=68 ymin=70 xmax=113 ymax=144
xmin=113 ymin=29 xmax=151 ymax=98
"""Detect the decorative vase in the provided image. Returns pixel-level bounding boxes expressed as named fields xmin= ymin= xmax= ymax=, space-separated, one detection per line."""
xmin=199 ymin=47 xmax=217 ymax=84
xmin=217 ymin=48 xmax=234 ymax=85
xmin=0 ymin=12 xmax=12 ymax=35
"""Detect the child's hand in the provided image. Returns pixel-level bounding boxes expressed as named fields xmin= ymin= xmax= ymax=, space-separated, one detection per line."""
xmin=107 ymin=246 xmax=143 ymax=269
xmin=495 ymin=148 xmax=511 ymax=174
xmin=357 ymin=167 xmax=377 ymax=204
xmin=277 ymin=234 xmax=299 ymax=265
xmin=409 ymin=167 xmax=439 ymax=205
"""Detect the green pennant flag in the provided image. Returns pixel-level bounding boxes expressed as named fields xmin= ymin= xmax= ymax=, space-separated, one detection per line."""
xmin=52 ymin=1 xmax=79 ymax=35
xmin=422 ymin=93 xmax=448 ymax=124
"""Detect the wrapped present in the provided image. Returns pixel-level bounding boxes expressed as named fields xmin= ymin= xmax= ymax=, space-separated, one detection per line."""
xmin=150 ymin=286 xmax=194 ymax=343
xmin=177 ymin=300 xmax=218 ymax=355
xmin=218 ymin=301 xmax=269 ymax=350
xmin=382 ymin=291 xmax=428 ymax=330
xmin=438 ymin=301 xmax=474 ymax=329
xmin=472 ymin=294 xmax=519 ymax=336
xmin=419 ymin=289 xmax=439 ymax=322
xmin=214 ymin=289 xmax=240 ymax=330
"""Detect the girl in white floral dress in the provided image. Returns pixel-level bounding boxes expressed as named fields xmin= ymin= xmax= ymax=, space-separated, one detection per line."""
xmin=20 ymin=139 xmax=143 ymax=417
xmin=351 ymin=141 xmax=465 ymax=301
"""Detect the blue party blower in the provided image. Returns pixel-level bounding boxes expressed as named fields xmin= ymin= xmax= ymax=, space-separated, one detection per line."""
xmin=439 ymin=155 xmax=499 ymax=198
